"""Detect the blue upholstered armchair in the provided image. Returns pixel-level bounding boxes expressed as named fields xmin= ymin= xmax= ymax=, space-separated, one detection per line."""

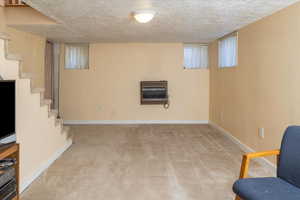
xmin=233 ymin=126 xmax=300 ymax=200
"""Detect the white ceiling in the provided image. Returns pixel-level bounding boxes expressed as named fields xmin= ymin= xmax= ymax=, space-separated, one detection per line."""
xmin=15 ymin=0 xmax=299 ymax=43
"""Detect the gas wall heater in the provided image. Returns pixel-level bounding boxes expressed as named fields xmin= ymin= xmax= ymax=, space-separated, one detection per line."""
xmin=140 ymin=81 xmax=169 ymax=107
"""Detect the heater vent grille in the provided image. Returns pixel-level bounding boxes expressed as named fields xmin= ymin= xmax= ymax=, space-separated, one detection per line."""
xmin=140 ymin=81 xmax=168 ymax=105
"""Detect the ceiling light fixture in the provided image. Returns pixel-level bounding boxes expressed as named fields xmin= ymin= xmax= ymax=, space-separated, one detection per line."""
xmin=134 ymin=10 xmax=156 ymax=23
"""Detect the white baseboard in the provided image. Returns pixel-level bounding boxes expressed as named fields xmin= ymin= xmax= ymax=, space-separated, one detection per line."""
xmin=209 ymin=121 xmax=276 ymax=170
xmin=64 ymin=120 xmax=209 ymax=125
xmin=20 ymin=139 xmax=73 ymax=193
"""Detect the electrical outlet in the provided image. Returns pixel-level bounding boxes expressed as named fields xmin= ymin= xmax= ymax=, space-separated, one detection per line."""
xmin=259 ymin=128 xmax=265 ymax=139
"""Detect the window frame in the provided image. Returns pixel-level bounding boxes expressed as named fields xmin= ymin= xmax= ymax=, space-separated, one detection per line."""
xmin=64 ymin=43 xmax=90 ymax=70
xmin=183 ymin=43 xmax=209 ymax=70
xmin=218 ymin=32 xmax=238 ymax=68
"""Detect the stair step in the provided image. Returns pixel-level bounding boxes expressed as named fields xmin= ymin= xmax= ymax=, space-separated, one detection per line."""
xmin=0 ymin=32 xmax=10 ymax=40
xmin=31 ymin=88 xmax=45 ymax=94
xmin=6 ymin=53 xmax=22 ymax=61
xmin=62 ymin=126 xmax=73 ymax=139
xmin=49 ymin=109 xmax=58 ymax=117
xmin=41 ymin=99 xmax=52 ymax=106
xmin=20 ymin=72 xmax=33 ymax=79
xmin=55 ymin=118 xmax=63 ymax=126
xmin=63 ymin=126 xmax=70 ymax=133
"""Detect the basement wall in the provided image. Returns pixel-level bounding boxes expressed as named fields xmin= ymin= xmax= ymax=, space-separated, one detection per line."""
xmin=60 ymin=43 xmax=210 ymax=122
xmin=0 ymin=6 xmax=47 ymax=89
xmin=6 ymin=27 xmax=46 ymax=89
xmin=209 ymin=2 xmax=300 ymax=160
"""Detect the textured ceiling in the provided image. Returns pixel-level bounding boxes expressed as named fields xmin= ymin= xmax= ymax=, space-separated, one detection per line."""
xmin=14 ymin=0 xmax=300 ymax=43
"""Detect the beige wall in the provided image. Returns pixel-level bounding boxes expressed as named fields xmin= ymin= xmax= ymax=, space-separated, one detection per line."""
xmin=7 ymin=27 xmax=46 ymax=88
xmin=60 ymin=43 xmax=209 ymax=121
xmin=0 ymin=7 xmax=6 ymax=32
xmin=5 ymin=7 xmax=56 ymax=25
xmin=209 ymin=2 xmax=300 ymax=156
xmin=0 ymin=6 xmax=51 ymax=89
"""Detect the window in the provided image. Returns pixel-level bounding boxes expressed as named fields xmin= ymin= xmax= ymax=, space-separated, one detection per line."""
xmin=65 ymin=43 xmax=89 ymax=69
xmin=219 ymin=32 xmax=238 ymax=68
xmin=183 ymin=44 xmax=208 ymax=69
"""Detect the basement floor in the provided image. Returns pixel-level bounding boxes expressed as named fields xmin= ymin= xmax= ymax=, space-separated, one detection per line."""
xmin=21 ymin=124 xmax=274 ymax=200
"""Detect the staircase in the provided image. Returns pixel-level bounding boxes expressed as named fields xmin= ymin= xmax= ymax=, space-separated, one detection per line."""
xmin=0 ymin=32 xmax=72 ymax=192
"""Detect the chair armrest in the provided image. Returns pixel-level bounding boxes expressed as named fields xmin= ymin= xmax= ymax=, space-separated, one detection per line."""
xmin=239 ymin=149 xmax=280 ymax=179
xmin=244 ymin=149 xmax=280 ymax=158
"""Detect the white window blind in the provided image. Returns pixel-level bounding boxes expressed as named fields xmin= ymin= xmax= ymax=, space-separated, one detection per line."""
xmin=184 ymin=44 xmax=208 ymax=69
xmin=65 ymin=43 xmax=89 ymax=69
xmin=219 ymin=33 xmax=238 ymax=68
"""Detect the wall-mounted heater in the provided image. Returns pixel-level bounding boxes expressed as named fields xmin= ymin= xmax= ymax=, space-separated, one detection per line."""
xmin=140 ymin=81 xmax=169 ymax=108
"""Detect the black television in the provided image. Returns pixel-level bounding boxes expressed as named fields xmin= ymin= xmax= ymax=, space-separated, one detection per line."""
xmin=0 ymin=80 xmax=16 ymax=144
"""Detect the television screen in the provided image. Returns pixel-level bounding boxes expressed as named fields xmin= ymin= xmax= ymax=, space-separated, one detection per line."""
xmin=0 ymin=81 xmax=15 ymax=140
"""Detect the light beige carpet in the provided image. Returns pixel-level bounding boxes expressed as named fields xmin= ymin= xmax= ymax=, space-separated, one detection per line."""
xmin=21 ymin=124 xmax=274 ymax=200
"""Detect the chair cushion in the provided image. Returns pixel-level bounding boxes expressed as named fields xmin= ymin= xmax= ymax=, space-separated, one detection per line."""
xmin=233 ymin=177 xmax=300 ymax=200
xmin=278 ymin=126 xmax=300 ymax=188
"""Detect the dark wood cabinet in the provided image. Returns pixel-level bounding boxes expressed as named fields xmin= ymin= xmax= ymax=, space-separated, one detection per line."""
xmin=0 ymin=143 xmax=19 ymax=200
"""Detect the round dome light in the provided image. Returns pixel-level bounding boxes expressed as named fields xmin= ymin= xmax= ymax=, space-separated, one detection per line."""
xmin=134 ymin=10 xmax=156 ymax=23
